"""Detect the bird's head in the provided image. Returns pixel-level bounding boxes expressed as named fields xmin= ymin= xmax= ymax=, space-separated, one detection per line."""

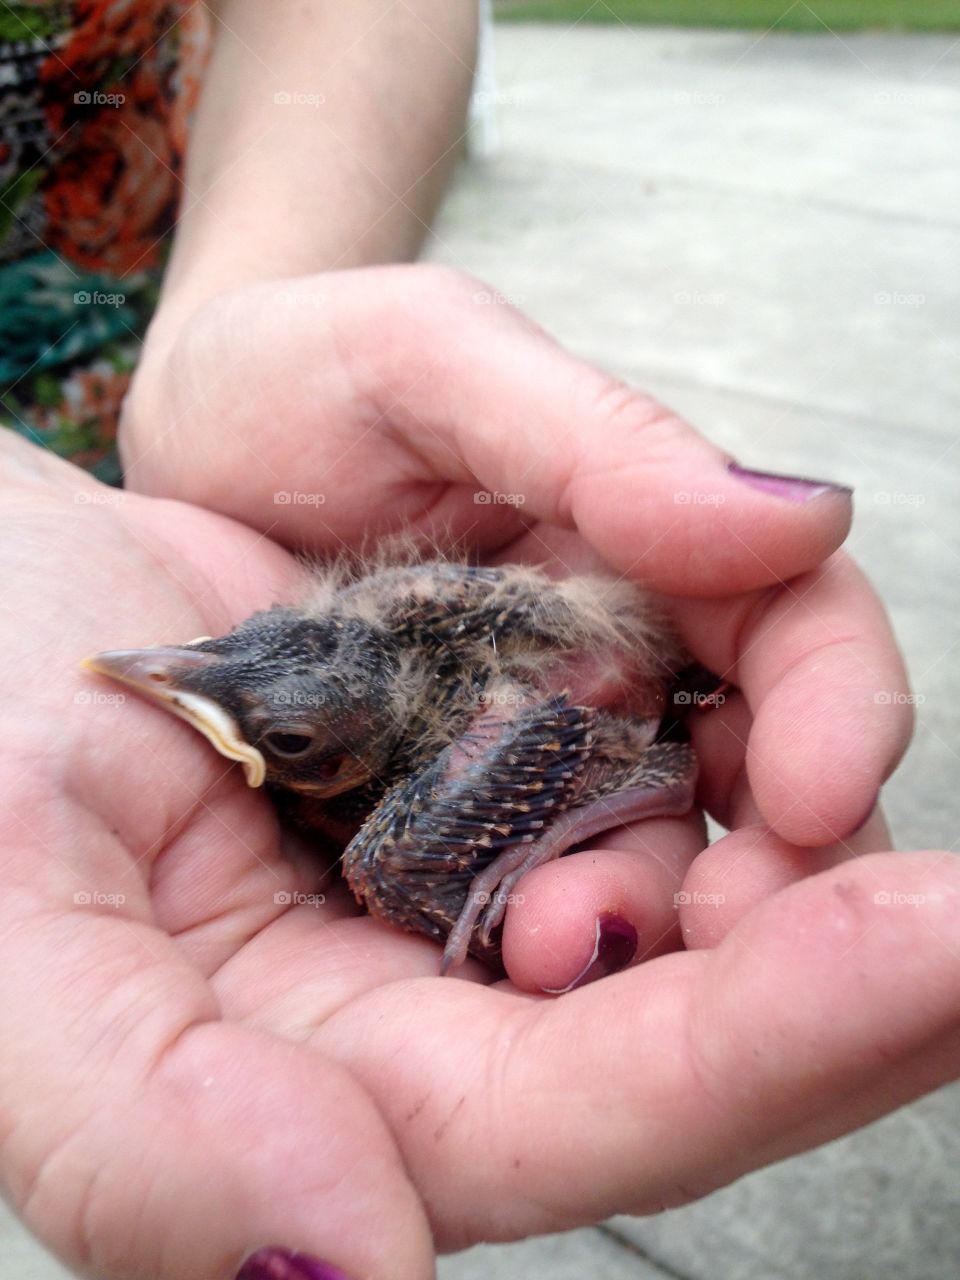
xmin=82 ymin=609 xmax=405 ymax=796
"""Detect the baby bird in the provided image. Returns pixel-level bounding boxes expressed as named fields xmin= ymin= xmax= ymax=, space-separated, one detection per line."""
xmin=83 ymin=557 xmax=699 ymax=974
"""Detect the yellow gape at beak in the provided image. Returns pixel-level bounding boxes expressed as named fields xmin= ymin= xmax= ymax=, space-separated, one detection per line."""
xmin=80 ymin=647 xmax=267 ymax=787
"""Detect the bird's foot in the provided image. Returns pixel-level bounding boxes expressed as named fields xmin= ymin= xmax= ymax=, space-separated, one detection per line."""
xmin=440 ymin=740 xmax=697 ymax=976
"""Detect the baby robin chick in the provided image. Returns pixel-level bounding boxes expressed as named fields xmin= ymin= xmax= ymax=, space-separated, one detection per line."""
xmin=83 ymin=557 xmax=700 ymax=974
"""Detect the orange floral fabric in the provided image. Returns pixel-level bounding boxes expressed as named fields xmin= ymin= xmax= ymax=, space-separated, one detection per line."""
xmin=0 ymin=1 xmax=211 ymax=480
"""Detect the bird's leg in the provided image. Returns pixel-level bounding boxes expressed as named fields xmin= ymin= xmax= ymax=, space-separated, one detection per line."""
xmin=343 ymin=686 xmax=598 ymax=966
xmin=440 ymin=737 xmax=697 ymax=975
xmin=477 ymin=751 xmax=696 ymax=943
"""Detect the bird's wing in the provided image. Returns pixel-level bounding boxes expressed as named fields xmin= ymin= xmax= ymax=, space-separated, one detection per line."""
xmin=341 ymin=693 xmax=596 ymax=960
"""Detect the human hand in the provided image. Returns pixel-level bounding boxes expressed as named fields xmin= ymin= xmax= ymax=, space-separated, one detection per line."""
xmin=123 ymin=263 xmax=911 ymax=861
xmin=2 ymin=432 xmax=957 ymax=1280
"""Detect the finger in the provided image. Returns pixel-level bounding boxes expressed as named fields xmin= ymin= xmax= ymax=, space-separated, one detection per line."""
xmin=482 ymin=527 xmax=906 ymax=854
xmin=528 ymin=851 xmax=960 ymax=1221
xmin=686 ymin=685 xmax=754 ymax=826
xmin=675 ymin=816 xmax=890 ymax=949
xmin=671 ymin=551 xmax=912 ymax=845
xmin=332 ymin=851 xmax=960 ymax=1245
xmin=0 ymin=803 xmax=433 ymax=1280
xmin=353 ymin=268 xmax=855 ymax=588
xmin=499 ymin=813 xmax=706 ymax=993
xmin=338 ymin=268 xmax=855 ymax=594
xmin=140 ymin=268 xmax=854 ymax=594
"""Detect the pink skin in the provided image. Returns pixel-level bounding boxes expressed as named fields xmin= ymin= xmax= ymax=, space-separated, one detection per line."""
xmin=536 ymin=649 xmax=668 ymax=714
xmin=0 ymin=262 xmax=924 ymax=1280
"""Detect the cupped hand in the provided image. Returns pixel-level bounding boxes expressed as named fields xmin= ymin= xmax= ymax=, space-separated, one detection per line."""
xmin=123 ymin=263 xmax=912 ymax=864
xmin=1 ymin=429 xmax=955 ymax=1280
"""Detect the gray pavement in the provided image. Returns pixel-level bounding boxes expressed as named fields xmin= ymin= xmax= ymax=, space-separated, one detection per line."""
xmin=3 ymin=20 xmax=959 ymax=1280
xmin=432 ymin=21 xmax=960 ymax=1280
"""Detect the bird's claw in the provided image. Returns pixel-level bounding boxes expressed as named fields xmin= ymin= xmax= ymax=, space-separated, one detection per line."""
xmin=441 ymin=747 xmax=698 ymax=977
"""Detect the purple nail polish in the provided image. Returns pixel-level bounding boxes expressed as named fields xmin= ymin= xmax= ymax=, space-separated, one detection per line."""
xmin=727 ymin=461 xmax=852 ymax=502
xmin=236 ymin=1247 xmax=353 ymax=1280
xmin=541 ymin=913 xmax=638 ymax=994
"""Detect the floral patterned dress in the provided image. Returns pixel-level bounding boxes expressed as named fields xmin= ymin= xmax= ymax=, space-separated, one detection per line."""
xmin=0 ymin=1 xmax=209 ymax=482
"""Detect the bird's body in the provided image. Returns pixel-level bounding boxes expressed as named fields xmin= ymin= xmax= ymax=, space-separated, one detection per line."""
xmin=84 ymin=556 xmax=699 ymax=973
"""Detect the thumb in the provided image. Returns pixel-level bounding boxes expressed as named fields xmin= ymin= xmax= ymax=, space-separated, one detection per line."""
xmin=124 ymin=265 xmax=852 ymax=598
xmin=366 ymin=266 xmax=854 ymax=596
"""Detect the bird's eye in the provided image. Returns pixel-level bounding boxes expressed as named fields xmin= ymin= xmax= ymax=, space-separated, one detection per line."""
xmin=262 ymin=729 xmax=316 ymax=759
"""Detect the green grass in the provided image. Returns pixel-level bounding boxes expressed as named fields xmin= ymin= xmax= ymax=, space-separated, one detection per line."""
xmin=494 ymin=1 xmax=960 ymax=31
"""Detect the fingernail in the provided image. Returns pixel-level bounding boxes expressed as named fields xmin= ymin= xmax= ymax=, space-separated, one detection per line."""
xmin=727 ymin=461 xmax=852 ymax=502
xmin=237 ymin=1247 xmax=354 ymax=1280
xmin=541 ymin=913 xmax=638 ymax=994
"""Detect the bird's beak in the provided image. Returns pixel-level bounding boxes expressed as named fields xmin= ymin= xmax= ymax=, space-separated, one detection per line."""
xmin=80 ymin=646 xmax=267 ymax=788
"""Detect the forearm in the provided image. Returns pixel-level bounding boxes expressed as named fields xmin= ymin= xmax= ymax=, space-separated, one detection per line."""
xmin=153 ymin=0 xmax=477 ymax=339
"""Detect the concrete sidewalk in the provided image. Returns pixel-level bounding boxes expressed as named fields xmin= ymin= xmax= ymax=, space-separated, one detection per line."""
xmin=430 ymin=21 xmax=960 ymax=1280
xmin=3 ymin=22 xmax=959 ymax=1280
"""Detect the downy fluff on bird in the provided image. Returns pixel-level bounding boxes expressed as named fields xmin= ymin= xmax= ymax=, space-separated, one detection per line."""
xmin=83 ymin=551 xmax=699 ymax=974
